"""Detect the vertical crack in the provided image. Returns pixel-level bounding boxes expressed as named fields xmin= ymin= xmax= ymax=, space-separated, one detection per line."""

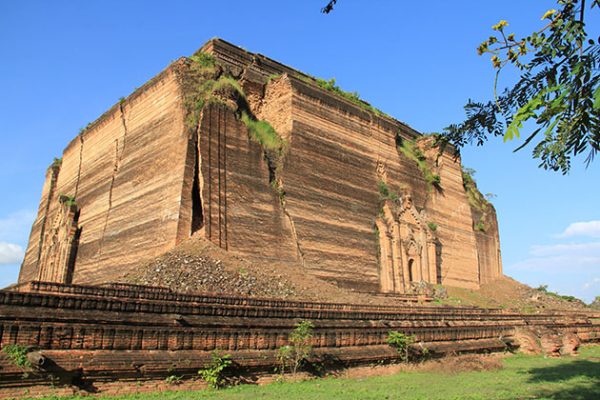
xmin=97 ymin=103 xmax=129 ymax=261
xmin=267 ymin=158 xmax=305 ymax=268
xmin=74 ymin=135 xmax=84 ymax=198
xmin=283 ymin=202 xmax=305 ymax=268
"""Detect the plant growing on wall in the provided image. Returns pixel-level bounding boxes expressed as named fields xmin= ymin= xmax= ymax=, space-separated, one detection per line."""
xmin=397 ymin=136 xmax=441 ymax=190
xmin=198 ymin=351 xmax=232 ymax=389
xmin=377 ymin=180 xmax=399 ymax=202
xmin=386 ymin=331 xmax=415 ymax=361
xmin=462 ymin=166 xmax=493 ymax=233
xmin=58 ymin=194 xmax=77 ymax=207
xmin=2 ymin=345 xmax=31 ymax=370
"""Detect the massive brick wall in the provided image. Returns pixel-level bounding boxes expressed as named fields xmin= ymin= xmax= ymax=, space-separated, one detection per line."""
xmin=19 ymin=38 xmax=502 ymax=293
xmin=20 ymin=65 xmax=189 ymax=284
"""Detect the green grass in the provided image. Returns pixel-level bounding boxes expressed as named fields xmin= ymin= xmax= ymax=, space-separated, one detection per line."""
xmin=32 ymin=345 xmax=600 ymax=400
xmin=240 ymin=112 xmax=286 ymax=153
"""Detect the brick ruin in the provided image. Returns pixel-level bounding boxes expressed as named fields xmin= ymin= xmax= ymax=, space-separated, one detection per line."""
xmin=19 ymin=38 xmax=501 ymax=294
xmin=0 ymin=281 xmax=598 ymax=394
xmin=2 ymin=39 xmax=598 ymax=393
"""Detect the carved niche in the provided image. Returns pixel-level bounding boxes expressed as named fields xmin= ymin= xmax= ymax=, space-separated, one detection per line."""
xmin=375 ymin=194 xmax=440 ymax=293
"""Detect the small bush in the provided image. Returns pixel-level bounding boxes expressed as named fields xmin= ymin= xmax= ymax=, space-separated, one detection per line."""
xmin=386 ymin=331 xmax=415 ymax=361
xmin=198 ymin=351 xmax=232 ymax=389
xmin=189 ymin=51 xmax=217 ymax=68
xmin=427 ymin=222 xmax=438 ymax=231
xmin=52 ymin=157 xmax=62 ymax=168
xmin=398 ymin=137 xmax=440 ymax=189
xmin=474 ymin=221 xmax=486 ymax=232
xmin=278 ymin=320 xmax=315 ymax=376
xmin=378 ymin=180 xmax=399 ymax=202
xmin=58 ymin=194 xmax=77 ymax=207
xmin=164 ymin=375 xmax=182 ymax=385
xmin=536 ymin=285 xmax=582 ymax=303
xmin=2 ymin=344 xmax=31 ymax=370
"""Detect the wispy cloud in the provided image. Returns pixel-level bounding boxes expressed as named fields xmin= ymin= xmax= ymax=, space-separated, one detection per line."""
xmin=0 ymin=242 xmax=24 ymax=265
xmin=557 ymin=220 xmax=600 ymax=239
xmin=583 ymin=277 xmax=600 ymax=290
xmin=511 ymin=254 xmax=600 ymax=272
xmin=530 ymin=241 xmax=600 ymax=257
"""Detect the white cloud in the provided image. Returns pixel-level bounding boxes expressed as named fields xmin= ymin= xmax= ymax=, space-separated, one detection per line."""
xmin=0 ymin=242 xmax=24 ymax=265
xmin=509 ymin=241 xmax=600 ymax=272
xmin=530 ymin=241 xmax=600 ymax=257
xmin=583 ymin=277 xmax=600 ymax=290
xmin=557 ymin=220 xmax=600 ymax=239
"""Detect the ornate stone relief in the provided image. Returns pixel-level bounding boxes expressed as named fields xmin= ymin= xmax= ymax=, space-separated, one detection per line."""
xmin=375 ymin=194 xmax=440 ymax=293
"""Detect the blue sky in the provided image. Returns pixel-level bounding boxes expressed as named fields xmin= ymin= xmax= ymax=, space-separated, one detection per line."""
xmin=0 ymin=1 xmax=598 ymax=302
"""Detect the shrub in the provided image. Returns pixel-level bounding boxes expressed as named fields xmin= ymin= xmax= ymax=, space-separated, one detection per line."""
xmin=386 ymin=331 xmax=415 ymax=361
xmin=58 ymin=194 xmax=77 ymax=207
xmin=377 ymin=180 xmax=399 ymax=202
xmin=398 ymin=137 xmax=440 ymax=189
xmin=427 ymin=222 xmax=438 ymax=231
xmin=189 ymin=51 xmax=217 ymax=68
xmin=164 ymin=375 xmax=182 ymax=385
xmin=2 ymin=344 xmax=31 ymax=370
xmin=278 ymin=320 xmax=315 ymax=376
xmin=474 ymin=221 xmax=486 ymax=232
xmin=198 ymin=352 xmax=232 ymax=389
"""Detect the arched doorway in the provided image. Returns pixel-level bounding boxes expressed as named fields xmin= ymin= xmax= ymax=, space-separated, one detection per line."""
xmin=408 ymin=258 xmax=415 ymax=283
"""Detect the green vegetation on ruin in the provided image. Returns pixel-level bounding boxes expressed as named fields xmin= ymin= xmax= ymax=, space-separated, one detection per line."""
xmin=2 ymin=344 xmax=31 ymax=370
xmin=462 ymin=167 xmax=493 ymax=233
xmin=51 ymin=157 xmax=62 ymax=169
xmin=33 ymin=345 xmax=600 ymax=400
xmin=535 ymin=285 xmax=583 ymax=304
xmin=184 ymin=51 xmax=288 ymax=202
xmin=58 ymin=194 xmax=77 ymax=207
xmin=377 ymin=180 xmax=399 ymax=202
xmin=296 ymin=75 xmax=387 ymax=117
xmin=240 ymin=112 xmax=286 ymax=154
xmin=427 ymin=222 xmax=438 ymax=232
xmin=397 ymin=137 xmax=441 ymax=190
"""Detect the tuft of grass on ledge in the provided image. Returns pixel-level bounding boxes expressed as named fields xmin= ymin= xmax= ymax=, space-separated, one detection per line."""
xmin=240 ymin=112 xmax=286 ymax=153
xmin=397 ymin=137 xmax=440 ymax=189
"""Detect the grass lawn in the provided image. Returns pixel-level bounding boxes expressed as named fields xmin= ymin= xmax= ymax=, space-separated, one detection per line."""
xmin=35 ymin=345 xmax=600 ymax=400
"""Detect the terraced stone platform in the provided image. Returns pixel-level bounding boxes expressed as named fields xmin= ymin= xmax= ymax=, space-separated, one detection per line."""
xmin=0 ymin=281 xmax=598 ymax=395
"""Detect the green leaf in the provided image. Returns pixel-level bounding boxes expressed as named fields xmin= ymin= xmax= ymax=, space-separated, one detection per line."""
xmin=504 ymin=85 xmax=560 ymax=142
xmin=593 ymin=86 xmax=600 ymax=110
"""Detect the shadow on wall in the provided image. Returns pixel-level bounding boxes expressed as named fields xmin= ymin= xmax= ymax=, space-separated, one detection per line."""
xmin=529 ymin=360 xmax=600 ymax=400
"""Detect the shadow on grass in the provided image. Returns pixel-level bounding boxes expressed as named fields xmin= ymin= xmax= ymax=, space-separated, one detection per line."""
xmin=528 ymin=360 xmax=600 ymax=400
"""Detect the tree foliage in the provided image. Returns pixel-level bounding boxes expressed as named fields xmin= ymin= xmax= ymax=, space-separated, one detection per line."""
xmin=444 ymin=0 xmax=600 ymax=173
xmin=323 ymin=0 xmax=600 ymax=173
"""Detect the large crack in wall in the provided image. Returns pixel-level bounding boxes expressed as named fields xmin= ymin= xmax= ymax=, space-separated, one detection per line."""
xmin=97 ymin=103 xmax=129 ymax=262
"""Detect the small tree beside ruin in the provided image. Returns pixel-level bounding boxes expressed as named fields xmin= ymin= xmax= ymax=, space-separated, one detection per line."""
xmin=277 ymin=320 xmax=315 ymax=376
xmin=387 ymin=331 xmax=416 ymax=362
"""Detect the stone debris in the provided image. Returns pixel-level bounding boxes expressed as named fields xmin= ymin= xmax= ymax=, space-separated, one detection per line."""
xmin=121 ymin=252 xmax=296 ymax=298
